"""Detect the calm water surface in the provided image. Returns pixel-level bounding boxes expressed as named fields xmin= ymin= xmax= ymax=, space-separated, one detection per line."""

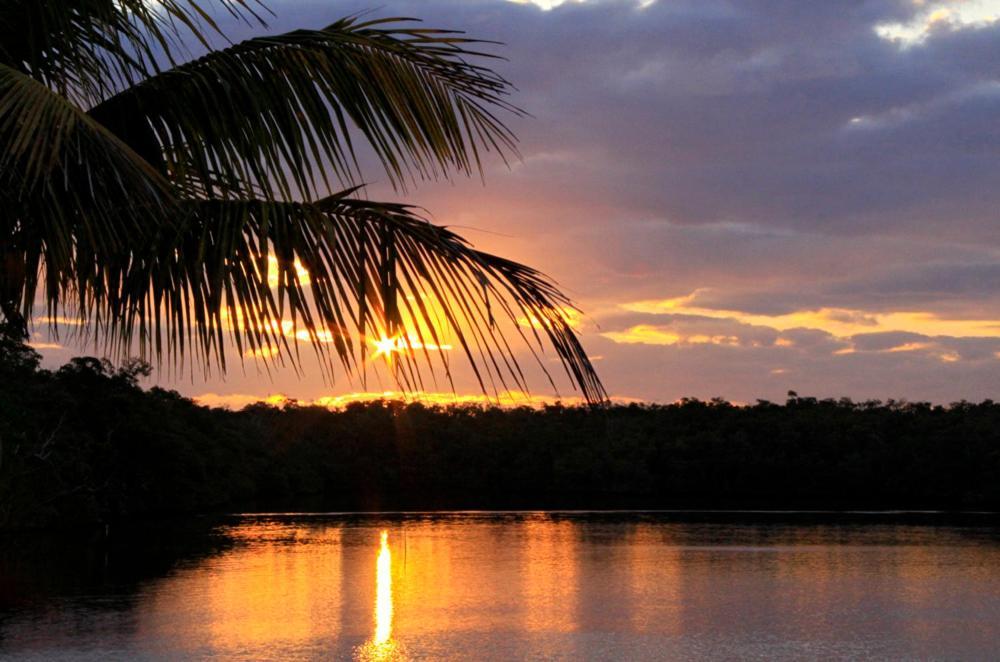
xmin=2 ymin=512 xmax=999 ymax=660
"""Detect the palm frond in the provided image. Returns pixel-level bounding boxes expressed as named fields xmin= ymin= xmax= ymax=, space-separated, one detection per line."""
xmin=89 ymin=16 xmax=523 ymax=200
xmin=0 ymin=62 xmax=177 ymax=324
xmin=0 ymin=5 xmax=605 ymax=403
xmin=0 ymin=0 xmax=263 ymax=105
xmin=73 ymin=194 xmax=603 ymax=402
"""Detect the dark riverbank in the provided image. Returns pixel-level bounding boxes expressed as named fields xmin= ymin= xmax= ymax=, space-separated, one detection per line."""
xmin=2 ymin=339 xmax=999 ymax=528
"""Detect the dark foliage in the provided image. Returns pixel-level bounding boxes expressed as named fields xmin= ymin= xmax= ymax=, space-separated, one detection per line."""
xmin=0 ymin=1 xmax=604 ymax=402
xmin=2 ymin=339 xmax=998 ymax=528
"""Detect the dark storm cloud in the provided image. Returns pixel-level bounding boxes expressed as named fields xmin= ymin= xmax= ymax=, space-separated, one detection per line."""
xmin=251 ymin=0 xmax=1000 ymax=238
xmin=675 ymin=257 xmax=1000 ymax=318
xmin=381 ymin=0 xmax=1000 ymax=240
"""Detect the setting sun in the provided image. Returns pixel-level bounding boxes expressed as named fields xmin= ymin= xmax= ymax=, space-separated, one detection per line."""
xmin=370 ymin=333 xmax=454 ymax=361
xmin=371 ymin=335 xmax=403 ymax=360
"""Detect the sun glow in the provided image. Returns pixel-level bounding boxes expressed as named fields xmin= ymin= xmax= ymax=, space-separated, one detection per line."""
xmin=517 ymin=306 xmax=582 ymax=330
xmin=194 ymin=389 xmax=610 ymax=411
xmin=266 ymin=255 xmax=310 ymax=287
xmin=371 ymin=335 xmax=403 ymax=360
xmin=370 ymin=334 xmax=454 ymax=360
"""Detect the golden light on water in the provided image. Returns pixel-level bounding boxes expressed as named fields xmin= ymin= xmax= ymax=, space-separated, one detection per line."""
xmin=356 ymin=529 xmax=401 ymax=661
xmin=375 ymin=530 xmax=393 ymax=645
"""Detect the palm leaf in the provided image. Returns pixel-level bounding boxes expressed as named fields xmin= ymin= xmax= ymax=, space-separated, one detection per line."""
xmin=0 ymin=62 xmax=177 ymax=326
xmin=85 ymin=194 xmax=604 ymax=402
xmin=0 ymin=3 xmax=606 ymax=403
xmin=0 ymin=0 xmax=263 ymax=105
xmin=89 ymin=15 xmax=523 ymax=200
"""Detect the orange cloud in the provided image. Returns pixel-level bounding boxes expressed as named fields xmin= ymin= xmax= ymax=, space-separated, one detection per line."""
xmin=885 ymin=342 xmax=934 ymax=353
xmin=27 ymin=341 xmax=64 ymax=350
xmin=602 ymin=325 xmax=741 ymax=347
xmin=517 ymin=307 xmax=582 ymax=330
xmin=834 ymin=339 xmax=978 ymax=363
xmin=244 ymin=347 xmax=281 ymax=359
xmin=619 ymin=290 xmax=1000 ymax=340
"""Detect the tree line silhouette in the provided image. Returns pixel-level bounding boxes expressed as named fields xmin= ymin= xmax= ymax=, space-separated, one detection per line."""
xmin=2 ymin=334 xmax=998 ymax=529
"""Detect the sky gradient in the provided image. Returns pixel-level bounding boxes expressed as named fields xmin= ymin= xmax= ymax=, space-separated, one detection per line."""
xmin=33 ymin=0 xmax=1000 ymax=405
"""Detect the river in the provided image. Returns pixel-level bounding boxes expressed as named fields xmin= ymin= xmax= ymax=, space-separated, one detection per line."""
xmin=2 ymin=512 xmax=999 ymax=660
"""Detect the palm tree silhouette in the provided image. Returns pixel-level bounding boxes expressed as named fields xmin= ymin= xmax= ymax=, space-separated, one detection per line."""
xmin=0 ymin=1 xmax=604 ymax=401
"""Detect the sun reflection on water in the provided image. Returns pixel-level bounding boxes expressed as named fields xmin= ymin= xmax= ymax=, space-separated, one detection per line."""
xmin=375 ymin=530 xmax=393 ymax=645
xmin=356 ymin=530 xmax=404 ymax=661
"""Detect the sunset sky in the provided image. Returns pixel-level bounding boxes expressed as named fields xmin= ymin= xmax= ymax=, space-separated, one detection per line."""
xmin=33 ymin=0 xmax=1000 ymax=406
